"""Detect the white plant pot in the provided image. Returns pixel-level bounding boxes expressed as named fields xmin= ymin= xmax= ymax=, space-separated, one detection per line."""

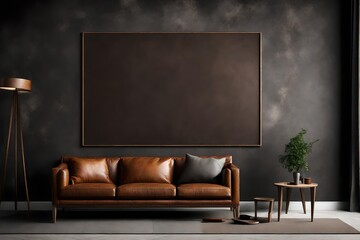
xmin=293 ymin=172 xmax=301 ymax=185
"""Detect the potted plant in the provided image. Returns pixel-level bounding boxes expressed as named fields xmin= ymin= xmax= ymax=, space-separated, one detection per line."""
xmin=279 ymin=129 xmax=318 ymax=184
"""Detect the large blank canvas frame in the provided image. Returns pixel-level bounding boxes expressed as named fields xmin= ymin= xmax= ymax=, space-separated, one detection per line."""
xmin=82 ymin=32 xmax=262 ymax=146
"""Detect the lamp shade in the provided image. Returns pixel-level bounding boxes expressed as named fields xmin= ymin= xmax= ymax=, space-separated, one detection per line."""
xmin=0 ymin=78 xmax=32 ymax=92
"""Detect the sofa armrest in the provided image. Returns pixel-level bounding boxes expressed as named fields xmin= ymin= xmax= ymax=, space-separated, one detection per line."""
xmin=222 ymin=168 xmax=231 ymax=188
xmin=58 ymin=168 xmax=69 ymax=189
xmin=52 ymin=163 xmax=68 ymax=205
xmin=224 ymin=163 xmax=240 ymax=205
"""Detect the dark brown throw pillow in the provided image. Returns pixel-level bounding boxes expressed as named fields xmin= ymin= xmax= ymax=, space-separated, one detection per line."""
xmin=177 ymin=154 xmax=226 ymax=184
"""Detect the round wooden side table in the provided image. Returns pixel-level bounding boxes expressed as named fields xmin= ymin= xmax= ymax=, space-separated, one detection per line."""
xmin=274 ymin=182 xmax=318 ymax=222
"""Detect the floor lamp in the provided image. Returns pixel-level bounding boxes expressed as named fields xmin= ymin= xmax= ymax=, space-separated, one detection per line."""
xmin=0 ymin=78 xmax=32 ymax=211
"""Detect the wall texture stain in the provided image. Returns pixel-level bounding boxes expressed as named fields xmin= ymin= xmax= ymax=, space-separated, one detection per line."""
xmin=0 ymin=0 xmax=345 ymax=201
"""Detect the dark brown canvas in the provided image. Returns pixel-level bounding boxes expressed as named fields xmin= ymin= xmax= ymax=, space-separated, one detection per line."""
xmin=82 ymin=32 xmax=261 ymax=146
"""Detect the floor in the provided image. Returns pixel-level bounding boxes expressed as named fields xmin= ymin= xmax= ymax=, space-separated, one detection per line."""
xmin=0 ymin=209 xmax=359 ymax=240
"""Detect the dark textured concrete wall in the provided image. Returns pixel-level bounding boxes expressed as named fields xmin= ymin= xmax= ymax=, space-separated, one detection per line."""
xmin=0 ymin=0 xmax=345 ymax=201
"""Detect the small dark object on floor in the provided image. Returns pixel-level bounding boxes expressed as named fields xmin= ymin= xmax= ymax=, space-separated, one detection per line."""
xmin=239 ymin=214 xmax=253 ymax=220
xmin=202 ymin=218 xmax=225 ymax=222
xmin=232 ymin=218 xmax=259 ymax=225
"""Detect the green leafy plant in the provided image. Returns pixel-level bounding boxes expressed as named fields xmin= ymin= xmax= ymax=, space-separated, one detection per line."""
xmin=279 ymin=129 xmax=319 ymax=173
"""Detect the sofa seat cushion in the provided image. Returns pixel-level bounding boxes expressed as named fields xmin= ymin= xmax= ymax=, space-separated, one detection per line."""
xmin=60 ymin=183 xmax=116 ymax=199
xmin=117 ymin=183 xmax=176 ymax=199
xmin=177 ymin=183 xmax=231 ymax=200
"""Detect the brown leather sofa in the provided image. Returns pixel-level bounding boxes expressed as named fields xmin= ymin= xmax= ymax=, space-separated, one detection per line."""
xmin=52 ymin=156 xmax=240 ymax=223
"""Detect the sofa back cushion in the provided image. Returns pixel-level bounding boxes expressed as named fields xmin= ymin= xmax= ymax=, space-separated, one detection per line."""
xmin=120 ymin=157 xmax=174 ymax=184
xmin=106 ymin=157 xmax=121 ymax=184
xmin=68 ymin=157 xmax=111 ymax=184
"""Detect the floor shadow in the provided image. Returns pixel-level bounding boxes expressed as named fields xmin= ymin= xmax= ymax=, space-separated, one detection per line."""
xmin=0 ymin=209 xmax=233 ymax=223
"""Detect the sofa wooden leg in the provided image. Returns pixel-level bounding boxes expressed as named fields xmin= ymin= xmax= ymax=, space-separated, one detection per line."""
xmin=52 ymin=205 xmax=57 ymax=223
xmin=232 ymin=206 xmax=239 ymax=218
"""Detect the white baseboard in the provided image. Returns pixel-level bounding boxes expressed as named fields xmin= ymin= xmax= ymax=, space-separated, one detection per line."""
xmin=240 ymin=201 xmax=349 ymax=211
xmin=0 ymin=201 xmax=349 ymax=211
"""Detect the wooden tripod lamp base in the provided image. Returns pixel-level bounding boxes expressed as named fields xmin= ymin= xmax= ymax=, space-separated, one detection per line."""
xmin=0 ymin=77 xmax=32 ymax=211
